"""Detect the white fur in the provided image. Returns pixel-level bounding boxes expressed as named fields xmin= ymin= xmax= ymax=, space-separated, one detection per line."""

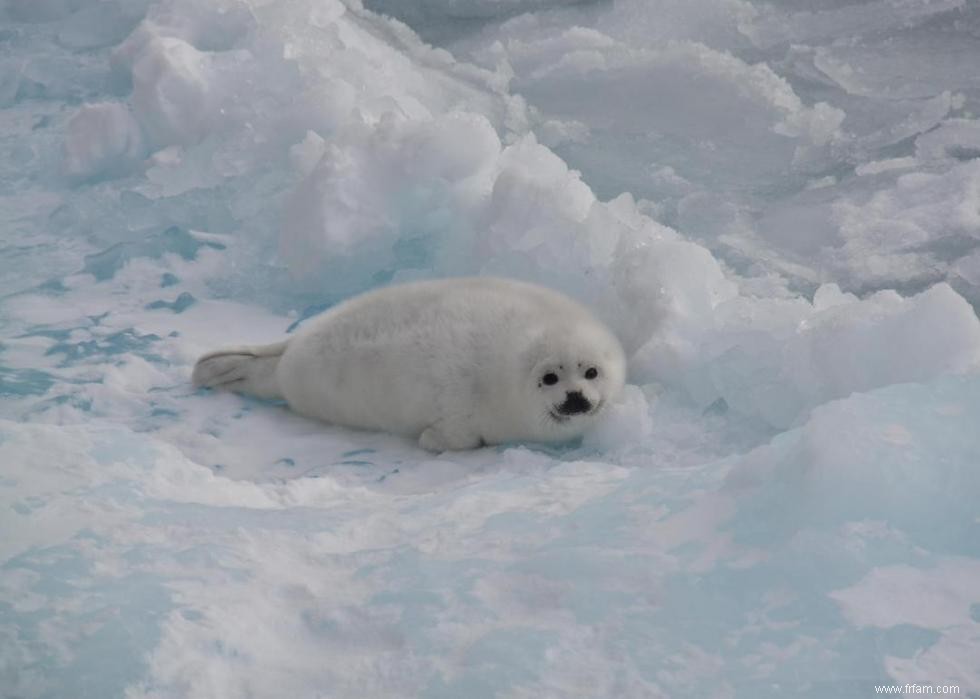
xmin=193 ymin=277 xmax=627 ymax=451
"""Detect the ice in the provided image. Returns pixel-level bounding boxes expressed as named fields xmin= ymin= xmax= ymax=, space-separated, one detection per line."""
xmin=726 ymin=374 xmax=980 ymax=548
xmin=580 ymin=384 xmax=654 ymax=452
xmin=129 ymin=37 xmax=215 ymax=148
xmin=458 ymin=15 xmax=845 ymax=191
xmin=664 ymin=282 xmax=980 ymax=429
xmin=5 ymin=0 xmax=85 ymax=23
xmin=280 ymin=110 xmax=502 ymax=287
xmin=831 ymin=561 xmax=980 ymax=690
xmin=834 ymin=161 xmax=980 ymax=297
xmin=916 ymin=118 xmax=980 ymax=163
xmin=3 ymin=0 xmax=980 ymax=696
xmin=280 ymin=111 xmax=736 ymax=357
xmin=745 ymin=0 xmax=967 ymax=50
xmin=62 ymin=102 xmax=146 ymax=178
xmin=56 ymin=1 xmax=148 ymax=51
xmin=443 ymin=0 xmax=980 ymax=301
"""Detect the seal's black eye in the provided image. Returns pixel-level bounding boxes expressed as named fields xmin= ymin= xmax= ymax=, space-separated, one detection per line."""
xmin=584 ymin=367 xmax=598 ymax=380
xmin=542 ymin=372 xmax=559 ymax=386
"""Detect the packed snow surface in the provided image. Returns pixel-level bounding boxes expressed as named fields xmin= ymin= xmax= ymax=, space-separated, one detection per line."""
xmin=2 ymin=0 xmax=980 ymax=697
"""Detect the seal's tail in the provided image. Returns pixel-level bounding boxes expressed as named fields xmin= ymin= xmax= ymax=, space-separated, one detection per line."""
xmin=191 ymin=341 xmax=288 ymax=400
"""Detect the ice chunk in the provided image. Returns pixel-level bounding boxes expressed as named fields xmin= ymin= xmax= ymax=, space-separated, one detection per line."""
xmin=478 ymin=134 xmax=597 ymax=264
xmin=811 ymin=282 xmax=858 ymax=311
xmin=667 ymin=283 xmax=980 ymax=429
xmin=129 ymin=36 xmax=214 ymax=148
xmin=727 ymin=373 xmax=980 ymax=552
xmin=812 ymin=29 xmax=980 ymax=100
xmin=835 ymin=160 xmax=980 ymax=297
xmin=279 ymin=111 xmax=501 ymax=287
xmin=581 ymin=384 xmax=654 ymax=452
xmin=363 ymin=0 xmax=587 ymax=43
xmin=62 ymin=102 xmax=146 ymax=179
xmin=288 ymin=131 xmax=327 ymax=178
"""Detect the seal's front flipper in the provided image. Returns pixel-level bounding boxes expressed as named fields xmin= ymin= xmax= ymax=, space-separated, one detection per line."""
xmin=192 ymin=341 xmax=288 ymax=400
xmin=418 ymin=420 xmax=483 ymax=452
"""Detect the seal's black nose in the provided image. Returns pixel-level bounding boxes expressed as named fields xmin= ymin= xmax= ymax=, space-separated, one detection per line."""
xmin=558 ymin=391 xmax=592 ymax=415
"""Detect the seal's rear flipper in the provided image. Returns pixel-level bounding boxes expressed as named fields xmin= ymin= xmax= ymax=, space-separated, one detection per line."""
xmin=192 ymin=341 xmax=287 ymax=400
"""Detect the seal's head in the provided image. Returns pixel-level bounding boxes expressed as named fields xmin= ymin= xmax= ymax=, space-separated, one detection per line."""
xmin=523 ymin=322 xmax=626 ymax=440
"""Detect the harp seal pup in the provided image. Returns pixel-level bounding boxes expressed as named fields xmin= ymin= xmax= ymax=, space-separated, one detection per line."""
xmin=192 ymin=277 xmax=626 ymax=451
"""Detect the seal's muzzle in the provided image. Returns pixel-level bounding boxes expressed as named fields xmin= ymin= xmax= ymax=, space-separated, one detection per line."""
xmin=556 ymin=391 xmax=592 ymax=416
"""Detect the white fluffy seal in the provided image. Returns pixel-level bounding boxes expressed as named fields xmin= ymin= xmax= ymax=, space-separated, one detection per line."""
xmin=192 ymin=277 xmax=626 ymax=451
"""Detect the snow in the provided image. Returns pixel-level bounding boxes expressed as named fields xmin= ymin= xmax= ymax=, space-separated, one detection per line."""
xmin=2 ymin=0 xmax=979 ymax=696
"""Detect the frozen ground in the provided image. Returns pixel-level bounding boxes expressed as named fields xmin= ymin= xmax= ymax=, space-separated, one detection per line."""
xmin=2 ymin=0 xmax=979 ymax=697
